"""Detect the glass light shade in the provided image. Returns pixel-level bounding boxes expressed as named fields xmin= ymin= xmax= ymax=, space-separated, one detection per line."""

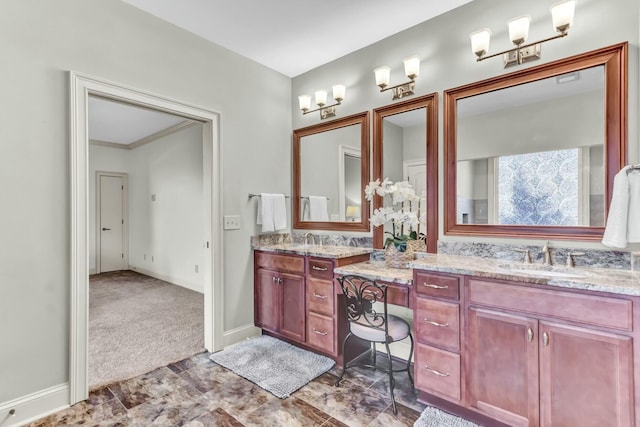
xmin=508 ymin=15 xmax=531 ymax=45
xmin=551 ymin=0 xmax=575 ymax=33
xmin=403 ymin=55 xmax=420 ymax=79
xmin=332 ymin=84 xmax=346 ymax=102
xmin=298 ymin=95 xmax=311 ymax=111
xmin=346 ymin=205 xmax=360 ymax=219
xmin=374 ymin=66 xmax=391 ymax=88
xmin=314 ymin=90 xmax=327 ymax=106
xmin=470 ymin=29 xmax=491 ymax=57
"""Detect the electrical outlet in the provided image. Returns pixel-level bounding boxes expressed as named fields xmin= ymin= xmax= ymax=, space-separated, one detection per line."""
xmin=223 ymin=215 xmax=241 ymax=230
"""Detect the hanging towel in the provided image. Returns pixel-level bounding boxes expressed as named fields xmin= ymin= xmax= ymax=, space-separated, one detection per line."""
xmin=602 ymin=166 xmax=640 ymax=247
xmin=309 ymin=196 xmax=329 ymax=221
xmin=272 ymin=194 xmax=287 ymax=231
xmin=256 ymin=193 xmax=287 ymax=232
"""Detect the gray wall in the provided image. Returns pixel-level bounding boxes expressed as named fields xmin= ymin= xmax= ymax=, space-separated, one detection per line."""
xmin=0 ymin=0 xmax=290 ymax=403
xmin=292 ymin=0 xmax=640 ymax=250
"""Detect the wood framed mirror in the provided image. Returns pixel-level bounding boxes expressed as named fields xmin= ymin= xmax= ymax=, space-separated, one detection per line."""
xmin=372 ymin=93 xmax=439 ymax=251
xmin=444 ymin=43 xmax=627 ymax=240
xmin=293 ymin=111 xmax=370 ymax=232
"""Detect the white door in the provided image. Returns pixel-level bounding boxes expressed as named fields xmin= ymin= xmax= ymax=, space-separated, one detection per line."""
xmin=100 ymin=175 xmax=125 ymax=272
xmin=405 ymin=161 xmax=427 ymax=234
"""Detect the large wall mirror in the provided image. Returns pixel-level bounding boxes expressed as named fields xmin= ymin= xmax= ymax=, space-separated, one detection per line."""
xmin=293 ymin=112 xmax=370 ymax=232
xmin=444 ymin=43 xmax=627 ymax=240
xmin=373 ymin=94 xmax=439 ymax=251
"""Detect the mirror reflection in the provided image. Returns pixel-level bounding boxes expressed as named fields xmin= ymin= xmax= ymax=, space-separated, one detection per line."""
xmin=456 ymin=66 xmax=605 ymax=227
xmin=444 ymin=42 xmax=627 ymax=240
xmin=293 ymin=112 xmax=370 ymax=232
xmin=299 ymin=124 xmax=361 ymax=222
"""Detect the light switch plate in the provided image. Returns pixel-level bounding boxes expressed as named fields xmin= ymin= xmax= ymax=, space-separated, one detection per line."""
xmin=223 ymin=215 xmax=241 ymax=230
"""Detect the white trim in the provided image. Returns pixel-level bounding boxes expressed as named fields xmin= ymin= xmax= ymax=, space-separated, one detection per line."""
xmin=131 ymin=266 xmax=204 ymax=294
xmin=222 ymin=324 xmax=262 ymax=348
xmin=95 ymin=172 xmax=129 ymax=274
xmin=128 ymin=120 xmax=196 ymax=149
xmin=69 ymin=71 xmax=224 ymax=404
xmin=0 ymin=384 xmax=69 ymax=427
xmin=338 ymin=145 xmax=361 ymax=222
xmin=579 ymin=147 xmax=590 ymax=226
xmin=402 ymin=158 xmax=427 ymax=182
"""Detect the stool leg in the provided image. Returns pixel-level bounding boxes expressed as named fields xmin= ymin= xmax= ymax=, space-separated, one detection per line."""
xmin=372 ymin=342 xmax=376 ymax=367
xmin=407 ymin=333 xmax=415 ymax=387
xmin=384 ymin=341 xmax=397 ymax=415
xmin=335 ymin=332 xmax=353 ymax=386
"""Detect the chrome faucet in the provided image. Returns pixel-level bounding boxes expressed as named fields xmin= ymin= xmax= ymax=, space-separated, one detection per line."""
xmin=541 ymin=241 xmax=552 ymax=265
xmin=304 ymin=232 xmax=316 ymax=246
xmin=566 ymin=251 xmax=586 ymax=267
xmin=514 ymin=248 xmax=531 ymax=264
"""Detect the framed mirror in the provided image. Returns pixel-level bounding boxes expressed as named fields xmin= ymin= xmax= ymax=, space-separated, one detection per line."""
xmin=293 ymin=112 xmax=370 ymax=232
xmin=444 ymin=43 xmax=627 ymax=240
xmin=372 ymin=94 xmax=439 ymax=251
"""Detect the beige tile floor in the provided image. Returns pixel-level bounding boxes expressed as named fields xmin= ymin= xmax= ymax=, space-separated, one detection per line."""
xmin=27 ymin=351 xmax=425 ymax=426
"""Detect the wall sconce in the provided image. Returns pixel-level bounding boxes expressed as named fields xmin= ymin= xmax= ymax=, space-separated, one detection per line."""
xmin=298 ymin=85 xmax=345 ymax=119
xmin=374 ymin=55 xmax=420 ymax=100
xmin=345 ymin=205 xmax=361 ymax=221
xmin=470 ymin=0 xmax=575 ymax=68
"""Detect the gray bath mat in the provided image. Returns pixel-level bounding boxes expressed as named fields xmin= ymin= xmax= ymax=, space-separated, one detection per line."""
xmin=209 ymin=335 xmax=335 ymax=398
xmin=414 ymin=406 xmax=481 ymax=427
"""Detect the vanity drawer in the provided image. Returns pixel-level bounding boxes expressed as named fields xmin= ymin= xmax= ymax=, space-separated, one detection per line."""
xmin=414 ymin=271 xmax=460 ymax=301
xmin=308 ymin=258 xmax=334 ymax=280
xmin=255 ymin=252 xmax=304 ymax=275
xmin=307 ymin=312 xmax=335 ymax=354
xmin=415 ymin=298 xmax=460 ymax=351
xmin=378 ymin=280 xmax=410 ymax=307
xmin=307 ymin=278 xmax=335 ymax=316
xmin=415 ymin=343 xmax=461 ymax=402
xmin=468 ymin=278 xmax=633 ymax=331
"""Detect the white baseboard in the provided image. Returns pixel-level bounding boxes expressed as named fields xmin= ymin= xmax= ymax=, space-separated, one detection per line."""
xmin=0 ymin=384 xmax=69 ymax=427
xmin=89 ymin=267 xmax=97 ymax=275
xmin=222 ymin=324 xmax=261 ymax=348
xmin=130 ymin=266 xmax=204 ymax=293
xmin=377 ymin=339 xmax=413 ymax=361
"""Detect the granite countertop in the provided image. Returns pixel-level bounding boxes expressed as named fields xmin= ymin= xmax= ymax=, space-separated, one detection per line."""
xmin=410 ymin=253 xmax=640 ymax=296
xmin=253 ymin=243 xmax=373 ymax=259
xmin=333 ymin=261 xmax=413 ymax=285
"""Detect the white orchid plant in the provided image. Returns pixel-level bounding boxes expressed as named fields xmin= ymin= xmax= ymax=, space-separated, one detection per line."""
xmin=365 ymin=178 xmax=423 ymax=252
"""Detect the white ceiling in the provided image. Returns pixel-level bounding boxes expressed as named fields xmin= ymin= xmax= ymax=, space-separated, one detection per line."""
xmin=89 ymin=96 xmax=187 ymax=145
xmin=92 ymin=1 xmax=473 ymax=142
xmin=122 ymin=0 xmax=473 ymax=77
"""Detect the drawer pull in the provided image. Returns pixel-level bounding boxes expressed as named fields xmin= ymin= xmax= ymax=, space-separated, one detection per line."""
xmin=312 ymin=265 xmax=329 ymax=271
xmin=527 ymin=327 xmax=534 ymax=342
xmin=424 ymin=365 xmax=450 ymax=377
xmin=312 ymin=328 xmax=328 ymax=336
xmin=424 ymin=318 xmax=449 ymax=328
xmin=423 ymin=283 xmax=448 ymax=289
xmin=543 ymin=331 xmax=550 ymax=346
xmin=313 ymin=293 xmax=328 ymax=299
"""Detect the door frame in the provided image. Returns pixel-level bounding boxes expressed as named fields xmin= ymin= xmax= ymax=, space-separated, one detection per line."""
xmin=69 ymin=71 xmax=224 ymax=403
xmin=96 ymin=172 xmax=129 ymax=274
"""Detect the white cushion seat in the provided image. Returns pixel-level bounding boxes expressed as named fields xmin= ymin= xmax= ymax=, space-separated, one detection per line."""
xmin=350 ymin=314 xmax=410 ymax=342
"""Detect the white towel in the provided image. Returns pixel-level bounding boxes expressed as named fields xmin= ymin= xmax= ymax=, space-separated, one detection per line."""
xmin=602 ymin=166 xmax=640 ymax=247
xmin=256 ymin=193 xmax=287 ymax=232
xmin=309 ymin=196 xmax=329 ymax=221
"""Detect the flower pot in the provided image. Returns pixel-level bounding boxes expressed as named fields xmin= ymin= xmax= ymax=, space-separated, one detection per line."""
xmin=384 ymin=242 xmax=415 ymax=269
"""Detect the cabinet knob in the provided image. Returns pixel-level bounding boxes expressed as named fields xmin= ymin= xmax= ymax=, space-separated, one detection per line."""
xmin=423 ymin=283 xmax=448 ymax=289
xmin=543 ymin=331 xmax=550 ymax=346
xmin=424 ymin=365 xmax=450 ymax=377
xmin=424 ymin=318 xmax=449 ymax=328
xmin=527 ymin=327 xmax=534 ymax=342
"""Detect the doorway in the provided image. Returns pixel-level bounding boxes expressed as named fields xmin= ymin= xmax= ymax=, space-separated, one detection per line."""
xmin=70 ymin=71 xmax=223 ymax=404
xmin=96 ymin=172 xmax=128 ymax=273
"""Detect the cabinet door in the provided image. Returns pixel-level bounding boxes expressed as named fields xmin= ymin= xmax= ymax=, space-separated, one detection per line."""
xmin=280 ymin=272 xmax=306 ymax=342
xmin=468 ymin=308 xmax=539 ymax=427
xmin=255 ymin=269 xmax=279 ymax=333
xmin=539 ymin=322 xmax=634 ymax=427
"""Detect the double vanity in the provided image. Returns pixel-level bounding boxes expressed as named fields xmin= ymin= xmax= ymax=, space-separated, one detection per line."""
xmin=253 ymin=242 xmax=640 ymax=427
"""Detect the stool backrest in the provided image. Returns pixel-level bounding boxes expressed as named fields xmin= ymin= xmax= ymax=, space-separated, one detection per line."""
xmin=336 ymin=275 xmax=389 ymax=337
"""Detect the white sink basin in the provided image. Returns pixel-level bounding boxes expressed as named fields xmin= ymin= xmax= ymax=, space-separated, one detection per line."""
xmin=508 ymin=268 xmax=585 ymax=279
xmin=499 ymin=263 xmax=593 ymax=279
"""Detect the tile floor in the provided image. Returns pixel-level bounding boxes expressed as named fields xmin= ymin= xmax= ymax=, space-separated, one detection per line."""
xmin=27 ymin=351 xmax=425 ymax=426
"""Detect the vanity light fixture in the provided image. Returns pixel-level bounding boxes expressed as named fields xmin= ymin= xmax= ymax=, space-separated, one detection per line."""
xmin=470 ymin=0 xmax=576 ymax=68
xmin=374 ymin=55 xmax=420 ymax=100
xmin=298 ymin=84 xmax=345 ymax=119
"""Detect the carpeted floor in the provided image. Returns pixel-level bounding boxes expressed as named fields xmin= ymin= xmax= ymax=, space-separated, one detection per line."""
xmin=89 ymin=270 xmax=204 ymax=389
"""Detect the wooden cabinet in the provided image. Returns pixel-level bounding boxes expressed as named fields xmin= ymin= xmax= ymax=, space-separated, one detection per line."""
xmin=306 ymin=257 xmax=336 ymax=354
xmin=414 ymin=271 xmax=463 ymax=403
xmin=466 ymin=278 xmax=635 ymax=427
xmin=254 ymin=252 xmax=306 ymax=343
